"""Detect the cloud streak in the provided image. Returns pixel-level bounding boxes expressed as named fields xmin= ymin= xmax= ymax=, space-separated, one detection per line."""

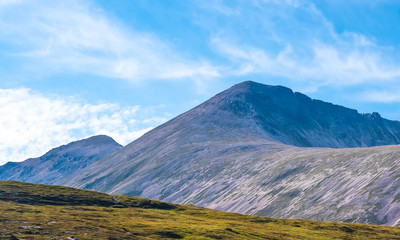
xmin=356 ymin=90 xmax=400 ymax=103
xmin=0 ymin=88 xmax=167 ymax=165
xmin=3 ymin=0 xmax=399 ymax=95
xmin=0 ymin=0 xmax=220 ymax=84
xmin=204 ymin=0 xmax=400 ymax=94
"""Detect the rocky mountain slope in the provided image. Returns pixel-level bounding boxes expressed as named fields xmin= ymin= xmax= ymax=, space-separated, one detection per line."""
xmin=0 ymin=135 xmax=121 ymax=184
xmin=56 ymin=81 xmax=400 ymax=226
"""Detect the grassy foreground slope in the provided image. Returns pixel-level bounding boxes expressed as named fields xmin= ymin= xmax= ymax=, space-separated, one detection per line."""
xmin=1 ymin=181 xmax=400 ymax=240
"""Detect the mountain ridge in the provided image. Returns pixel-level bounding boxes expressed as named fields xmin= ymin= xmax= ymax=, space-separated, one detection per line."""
xmin=0 ymin=135 xmax=122 ymax=185
xmin=209 ymin=81 xmax=400 ymax=147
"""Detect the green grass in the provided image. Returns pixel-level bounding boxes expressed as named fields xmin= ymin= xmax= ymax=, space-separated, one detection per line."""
xmin=1 ymin=181 xmax=400 ymax=239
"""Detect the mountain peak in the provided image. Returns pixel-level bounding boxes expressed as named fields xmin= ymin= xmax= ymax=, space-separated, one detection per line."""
xmin=231 ymin=80 xmax=269 ymax=89
xmin=70 ymin=135 xmax=121 ymax=147
xmin=189 ymin=81 xmax=400 ymax=148
xmin=221 ymin=81 xmax=291 ymax=97
xmin=42 ymin=135 xmax=121 ymax=157
xmin=208 ymin=81 xmax=298 ymax=111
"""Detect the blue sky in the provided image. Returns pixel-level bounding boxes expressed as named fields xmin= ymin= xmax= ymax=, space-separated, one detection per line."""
xmin=1 ymin=0 xmax=400 ymax=164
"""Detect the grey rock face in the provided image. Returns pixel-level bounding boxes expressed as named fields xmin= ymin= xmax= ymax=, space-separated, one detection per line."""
xmin=0 ymin=135 xmax=122 ymax=184
xmin=62 ymin=81 xmax=400 ymax=226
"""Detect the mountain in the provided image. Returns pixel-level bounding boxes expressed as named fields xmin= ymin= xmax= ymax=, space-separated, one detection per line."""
xmin=56 ymin=81 xmax=400 ymax=226
xmin=195 ymin=81 xmax=400 ymax=148
xmin=0 ymin=135 xmax=122 ymax=185
xmin=2 ymin=181 xmax=400 ymax=240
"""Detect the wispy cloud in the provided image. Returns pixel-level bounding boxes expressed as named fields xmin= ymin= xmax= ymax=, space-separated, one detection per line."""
xmin=0 ymin=88 xmax=167 ymax=165
xmin=203 ymin=0 xmax=400 ymax=95
xmin=356 ymin=90 xmax=400 ymax=103
xmin=3 ymin=0 xmax=399 ymax=98
xmin=0 ymin=0 xmax=220 ymax=84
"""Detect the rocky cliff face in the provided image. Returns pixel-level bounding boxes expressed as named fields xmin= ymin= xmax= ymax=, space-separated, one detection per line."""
xmin=59 ymin=81 xmax=400 ymax=226
xmin=0 ymin=135 xmax=122 ymax=184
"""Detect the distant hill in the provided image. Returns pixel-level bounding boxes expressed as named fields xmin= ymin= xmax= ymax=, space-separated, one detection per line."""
xmin=2 ymin=181 xmax=400 ymax=240
xmin=0 ymin=135 xmax=121 ymax=184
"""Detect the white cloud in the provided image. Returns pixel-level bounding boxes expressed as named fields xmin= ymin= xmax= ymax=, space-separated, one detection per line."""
xmin=212 ymin=37 xmax=400 ymax=90
xmin=310 ymin=44 xmax=400 ymax=83
xmin=206 ymin=1 xmax=400 ymax=91
xmin=0 ymin=88 xmax=167 ymax=165
xmin=0 ymin=0 xmax=220 ymax=84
